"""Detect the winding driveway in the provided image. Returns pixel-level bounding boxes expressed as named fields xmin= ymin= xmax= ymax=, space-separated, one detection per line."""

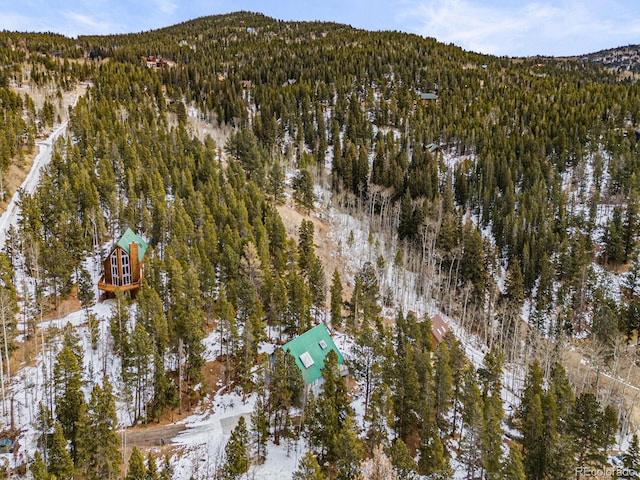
xmin=0 ymin=121 xmax=69 ymax=249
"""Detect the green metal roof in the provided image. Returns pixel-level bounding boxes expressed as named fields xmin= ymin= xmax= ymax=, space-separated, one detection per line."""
xmin=282 ymin=324 xmax=344 ymax=385
xmin=426 ymin=143 xmax=441 ymax=153
xmin=116 ymin=228 xmax=148 ymax=262
xmin=420 ymin=92 xmax=438 ymax=100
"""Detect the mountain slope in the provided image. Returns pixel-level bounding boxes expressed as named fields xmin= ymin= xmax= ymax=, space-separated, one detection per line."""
xmin=0 ymin=12 xmax=638 ymax=479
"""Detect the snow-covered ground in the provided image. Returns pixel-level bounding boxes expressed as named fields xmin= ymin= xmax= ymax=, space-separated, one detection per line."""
xmin=170 ymin=391 xmax=301 ymax=480
xmin=1 ymin=299 xmax=123 ymax=469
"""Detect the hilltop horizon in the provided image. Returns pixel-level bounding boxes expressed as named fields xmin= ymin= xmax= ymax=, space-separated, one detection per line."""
xmin=2 ymin=1 xmax=639 ymax=57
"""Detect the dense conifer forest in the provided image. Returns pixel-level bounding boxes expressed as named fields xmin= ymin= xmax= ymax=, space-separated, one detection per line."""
xmin=0 ymin=10 xmax=639 ymax=479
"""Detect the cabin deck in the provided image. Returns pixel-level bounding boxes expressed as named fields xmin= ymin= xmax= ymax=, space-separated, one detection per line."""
xmin=97 ymin=277 xmax=142 ymax=293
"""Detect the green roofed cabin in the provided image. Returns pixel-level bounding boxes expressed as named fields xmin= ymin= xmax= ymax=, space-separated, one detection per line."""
xmin=419 ymin=92 xmax=439 ymax=105
xmin=98 ymin=228 xmax=148 ymax=296
xmin=282 ymin=324 xmax=346 ymax=394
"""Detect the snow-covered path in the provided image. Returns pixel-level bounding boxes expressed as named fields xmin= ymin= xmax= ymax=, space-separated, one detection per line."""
xmin=0 ymin=121 xmax=69 ymax=249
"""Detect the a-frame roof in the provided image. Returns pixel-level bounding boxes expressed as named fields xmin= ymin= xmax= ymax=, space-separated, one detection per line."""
xmin=282 ymin=324 xmax=343 ymax=385
xmin=115 ymin=228 xmax=148 ymax=261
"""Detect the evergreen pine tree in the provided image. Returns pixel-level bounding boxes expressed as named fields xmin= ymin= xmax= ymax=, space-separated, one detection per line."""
xmin=548 ymin=362 xmax=575 ymax=434
xmin=53 ymin=344 xmax=86 ymax=463
xmin=334 ymin=414 xmax=364 ymax=480
xmin=604 ymin=207 xmax=626 ymax=264
xmin=518 ymin=360 xmax=548 ymax=479
xmin=127 ymin=321 xmax=154 ymax=421
xmin=459 ymin=370 xmax=483 ymax=479
xmin=352 ymin=322 xmax=381 ymax=422
xmin=126 ymin=446 xmax=147 ymax=480
xmin=522 ymin=392 xmax=546 ymax=480
xmin=460 ymin=221 xmax=486 ymax=302
xmin=392 ymin=316 xmax=420 ymax=441
xmin=387 ymin=438 xmax=418 ymax=480
xmin=78 ymin=377 xmax=121 ymax=480
xmin=268 ymin=160 xmax=285 ymax=203
xmin=624 ymin=197 xmax=638 ymax=258
xmin=365 ymin=382 xmax=394 ymax=454
xmin=292 ymin=169 xmax=315 ymax=213
xmin=481 ymin=350 xmax=504 ymax=479
xmin=304 ymin=350 xmax=352 ymax=468
xmin=35 ymin=402 xmax=54 ymax=465
xmin=77 ymin=266 xmax=95 ymax=314
xmin=223 ymin=416 xmax=250 ymax=479
xmin=627 ymin=252 xmax=640 ymax=299
xmin=418 ymin=418 xmax=450 ymax=478
xmin=292 ymin=451 xmax=324 ymax=480
xmin=31 ymin=450 xmax=49 ymax=480
xmin=570 ymin=393 xmax=617 ymax=475
xmin=251 ymin=394 xmax=269 ymax=464
xmin=433 ymin=341 xmax=453 ymax=431
xmin=621 ymin=434 xmax=640 ymax=480
xmin=146 ymin=452 xmax=160 ymax=480
xmin=269 ymin=349 xmax=303 ymax=444
xmin=308 ymin=257 xmax=327 ymax=316
xmin=502 ymin=446 xmax=526 ymax=480
xmin=398 ymin=191 xmax=418 ymax=241
xmin=330 ymin=268 xmax=344 ymax=328
xmin=297 ymin=220 xmax=316 ymax=275
xmin=444 ymin=332 xmax=466 ymax=437
xmin=48 ymin=422 xmax=74 ymax=480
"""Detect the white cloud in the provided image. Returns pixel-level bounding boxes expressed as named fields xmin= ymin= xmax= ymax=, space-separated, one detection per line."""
xmin=155 ymin=0 xmax=178 ymax=15
xmin=61 ymin=10 xmax=123 ymax=35
xmin=396 ymin=0 xmax=640 ymax=56
xmin=64 ymin=11 xmax=101 ymax=29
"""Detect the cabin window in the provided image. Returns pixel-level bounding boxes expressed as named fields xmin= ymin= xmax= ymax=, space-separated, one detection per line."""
xmin=121 ymin=251 xmax=131 ymax=286
xmin=110 ymin=250 xmax=119 ymax=286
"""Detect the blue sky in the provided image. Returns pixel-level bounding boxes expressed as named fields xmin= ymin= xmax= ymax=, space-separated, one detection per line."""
xmin=1 ymin=0 xmax=639 ymax=57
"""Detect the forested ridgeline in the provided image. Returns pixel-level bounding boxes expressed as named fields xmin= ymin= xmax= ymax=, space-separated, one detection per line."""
xmin=0 ymin=11 xmax=639 ymax=479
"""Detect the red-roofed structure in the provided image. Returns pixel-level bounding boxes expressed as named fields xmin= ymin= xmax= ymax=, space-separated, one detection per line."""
xmin=430 ymin=314 xmax=449 ymax=344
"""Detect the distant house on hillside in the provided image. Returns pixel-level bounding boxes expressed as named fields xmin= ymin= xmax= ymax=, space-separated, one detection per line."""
xmin=98 ymin=228 xmax=148 ymax=296
xmin=419 ymin=92 xmax=439 ymax=105
xmin=431 ymin=314 xmax=450 ymax=344
xmin=143 ymin=56 xmax=169 ymax=69
xmin=426 ymin=143 xmax=442 ymax=154
xmin=282 ymin=324 xmax=347 ymax=395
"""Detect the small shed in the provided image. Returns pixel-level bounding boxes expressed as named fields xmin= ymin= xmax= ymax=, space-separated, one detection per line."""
xmin=98 ymin=228 xmax=148 ymax=296
xmin=430 ymin=314 xmax=450 ymax=344
xmin=282 ymin=324 xmax=346 ymax=394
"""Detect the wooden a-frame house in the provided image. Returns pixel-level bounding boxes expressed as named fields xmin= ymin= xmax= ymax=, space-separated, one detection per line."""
xmin=98 ymin=228 xmax=148 ymax=295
